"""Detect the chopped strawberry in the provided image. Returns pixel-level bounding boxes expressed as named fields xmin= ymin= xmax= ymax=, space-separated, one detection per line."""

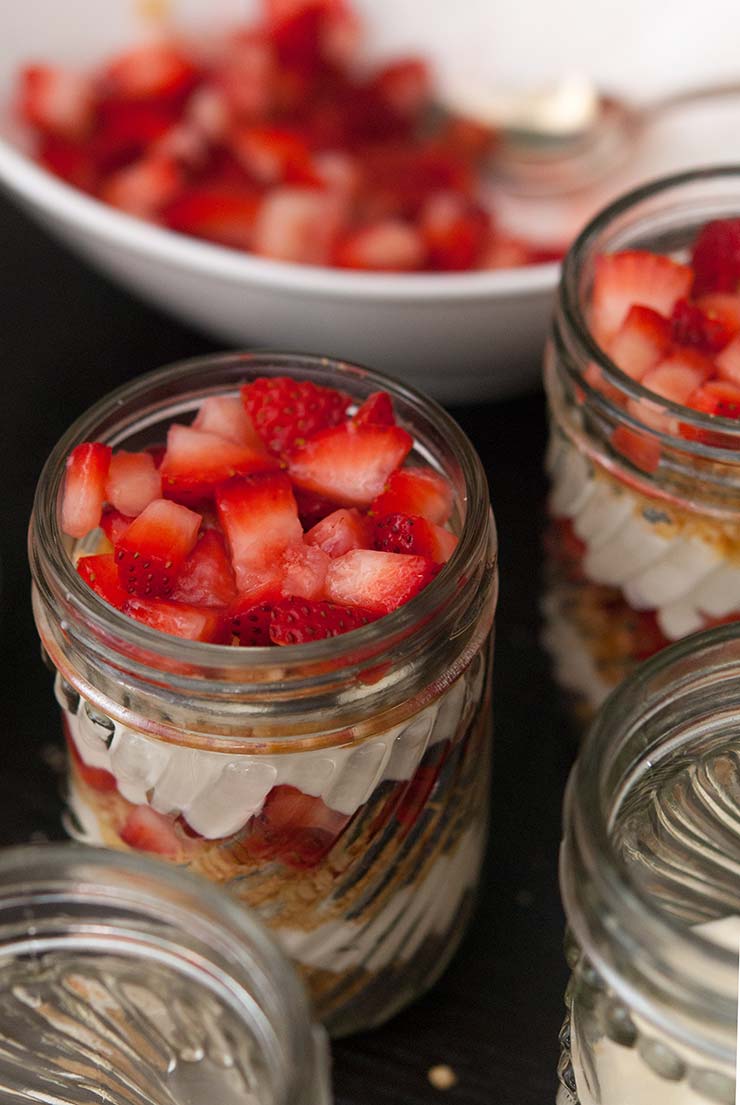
xmin=163 ymin=188 xmax=261 ymax=250
xmin=370 ymin=58 xmax=431 ymax=118
xmin=125 ymin=596 xmax=227 ymax=642
xmin=370 ymin=466 xmax=453 ymax=525
xmin=105 ymin=450 xmax=162 ymax=517
xmin=160 ymin=424 xmax=277 ymax=502
xmin=607 ymin=305 xmax=672 ymax=381
xmin=687 ymin=380 xmax=740 ymax=418
xmin=695 ymin=292 xmax=740 ymax=336
xmin=642 ymin=349 xmax=713 ymax=406
xmin=103 ymin=42 xmax=200 ymax=103
xmin=241 ymin=375 xmax=350 ymax=455
xmin=591 ymin=251 xmax=693 ymax=345
xmin=252 ymin=187 xmax=345 ymax=264
xmin=270 ymin=596 xmax=375 ymax=644
xmin=115 ymin=498 xmax=201 ymax=598
xmin=64 ymin=718 xmax=118 ymax=793
xmin=216 ymin=473 xmax=303 ymax=589
xmin=333 ymin=219 xmax=426 ymax=271
xmin=373 ymin=512 xmax=458 ymax=564
xmin=288 ymin=423 xmax=412 ymax=506
xmin=420 ymin=192 xmax=490 ymax=271
xmin=480 ymin=233 xmax=531 ymax=269
xmin=100 ymin=154 xmax=183 ymax=217
xmin=169 ymin=529 xmax=237 ymax=607
xmin=692 ymin=218 xmax=740 ymax=296
xmin=280 ymin=543 xmax=330 ymax=599
xmin=61 ymin=442 xmax=112 ymax=539
xmin=76 ymin=553 xmax=128 ymax=609
xmin=293 ymin=487 xmax=337 ymax=528
xmin=92 ymin=98 xmax=179 ymax=170
xmin=305 ymin=507 xmax=372 ymax=556
xmin=229 ymin=584 xmax=282 ymax=646
xmin=37 ymin=135 xmax=96 ymax=191
xmin=353 ymin=391 xmax=395 ymax=427
xmin=192 ymin=396 xmax=266 ymax=449
xmin=325 ymin=548 xmax=438 ymax=613
xmin=229 ymin=125 xmax=314 ymax=184
xmin=610 ymin=425 xmax=661 ymax=474
xmin=120 ymin=804 xmax=182 ymax=856
xmin=18 ymin=64 xmax=95 ymax=140
xmin=100 ymin=508 xmax=134 ymax=546
xmin=311 ymin=150 xmax=360 ymax=197
xmin=670 ymin=298 xmax=732 ymax=352
xmin=243 ymin=784 xmax=350 ymax=868
xmin=216 ymin=30 xmax=276 ymax=119
xmin=716 ymin=333 xmax=740 ymax=386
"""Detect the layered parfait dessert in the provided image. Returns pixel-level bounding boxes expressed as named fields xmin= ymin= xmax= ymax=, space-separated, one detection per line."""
xmin=30 ymin=354 xmax=497 ymax=1035
xmin=15 ymin=0 xmax=561 ymax=272
xmin=544 ymin=174 xmax=740 ymax=719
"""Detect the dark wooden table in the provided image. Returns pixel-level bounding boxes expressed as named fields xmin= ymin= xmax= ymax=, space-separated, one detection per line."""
xmin=0 ymin=192 xmax=574 ymax=1105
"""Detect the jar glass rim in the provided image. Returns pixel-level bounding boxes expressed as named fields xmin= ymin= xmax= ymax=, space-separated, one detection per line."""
xmin=559 ymin=164 xmax=740 ymax=451
xmin=31 ymin=350 xmax=494 ymax=676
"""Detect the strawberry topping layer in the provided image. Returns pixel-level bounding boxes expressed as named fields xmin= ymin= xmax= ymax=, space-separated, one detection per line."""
xmin=17 ymin=0 xmax=560 ymax=271
xmin=62 ymin=379 xmax=456 ymax=643
xmin=589 ymin=219 xmax=740 ymax=454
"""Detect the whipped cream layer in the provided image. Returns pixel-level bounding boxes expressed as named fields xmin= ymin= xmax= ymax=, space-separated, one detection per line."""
xmin=569 ymin=916 xmax=739 ymax=1105
xmin=59 ymin=656 xmax=484 ymax=840
xmin=547 ymin=435 xmax=740 ymax=641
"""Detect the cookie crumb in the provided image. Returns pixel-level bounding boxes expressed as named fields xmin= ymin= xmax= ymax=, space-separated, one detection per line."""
xmin=428 ymin=1065 xmax=457 ymax=1091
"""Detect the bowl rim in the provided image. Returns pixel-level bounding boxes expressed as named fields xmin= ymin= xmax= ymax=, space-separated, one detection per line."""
xmin=0 ymin=136 xmax=559 ymax=302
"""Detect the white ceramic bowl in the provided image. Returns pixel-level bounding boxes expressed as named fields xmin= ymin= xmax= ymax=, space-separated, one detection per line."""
xmin=1 ymin=0 xmax=738 ymax=399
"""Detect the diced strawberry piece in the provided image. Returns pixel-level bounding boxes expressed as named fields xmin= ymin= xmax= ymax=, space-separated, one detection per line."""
xmin=641 ymin=350 xmax=713 ymax=406
xmin=162 ymin=188 xmax=261 ymax=250
xmin=216 ymin=473 xmax=303 ymax=589
xmin=305 ymin=507 xmax=372 ymax=557
xmin=686 ymin=380 xmax=740 ymax=418
xmin=244 ymin=783 xmax=350 ymax=868
xmin=670 ymin=298 xmax=732 ymax=352
xmin=264 ymin=0 xmax=342 ymax=70
xmin=216 ymin=31 xmax=276 ymax=119
xmin=607 ymin=305 xmax=672 ymax=381
xmin=125 ymin=596 xmax=227 ymax=642
xmin=64 ymin=717 xmax=118 ymax=793
xmin=185 ymin=84 xmax=230 ymax=143
xmin=280 ymin=543 xmax=330 ymax=599
xmin=692 ymin=218 xmax=740 ymax=296
xmin=61 ymin=442 xmax=112 ymax=539
xmin=241 ymin=376 xmax=350 ymax=456
xmin=716 ymin=333 xmax=740 ymax=386
xmin=480 ymin=233 xmax=531 ymax=270
xmin=92 ymin=99 xmax=179 ymax=171
xmin=591 ymin=251 xmax=693 ymax=345
xmin=37 ymin=135 xmax=96 ymax=190
xmin=169 ymin=529 xmax=237 ymax=607
xmin=100 ymin=508 xmax=134 ymax=546
xmin=370 ymin=58 xmax=431 ymax=118
xmin=120 ymin=804 xmax=181 ymax=856
xmin=696 ymin=292 xmax=740 ymax=336
xmin=230 ymin=125 xmax=314 ymax=184
xmin=229 ymin=584 xmax=282 ymax=646
xmin=293 ymin=487 xmax=337 ymax=528
xmin=192 ymin=396 xmax=266 ymax=449
xmin=420 ymin=192 xmax=490 ymax=271
xmin=333 ymin=219 xmax=426 ymax=271
xmin=311 ymin=151 xmax=360 ymax=197
xmin=373 ymin=513 xmax=458 ymax=564
xmin=610 ymin=425 xmax=661 ymax=474
xmin=358 ymin=143 xmax=472 ymax=220
xmin=100 ymin=153 xmax=182 ymax=218
xmin=289 ymin=423 xmax=413 ymax=506
xmin=103 ymin=42 xmax=200 ymax=103
xmin=76 ymin=553 xmax=129 ymax=609
xmin=160 ymin=424 xmax=277 ymax=502
xmin=105 ymin=451 xmax=162 ymax=517
xmin=269 ymin=596 xmax=375 ymax=644
xmin=319 ymin=2 xmax=362 ymax=68
xmin=18 ymin=65 xmax=95 ymax=140
xmin=252 ymin=187 xmax=346 ymax=265
xmin=370 ymin=466 xmax=453 ymax=525
xmin=325 ymin=549 xmax=438 ymax=613
xmin=353 ymin=391 xmax=395 ymax=427
xmin=115 ymin=498 xmax=201 ymax=598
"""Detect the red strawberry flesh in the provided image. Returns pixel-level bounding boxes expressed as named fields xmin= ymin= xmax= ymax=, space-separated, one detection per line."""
xmin=115 ymin=498 xmax=201 ymax=598
xmin=242 ymin=376 xmax=350 ymax=455
xmin=288 ymin=423 xmax=412 ymax=506
xmin=62 ymin=442 xmax=112 ymax=539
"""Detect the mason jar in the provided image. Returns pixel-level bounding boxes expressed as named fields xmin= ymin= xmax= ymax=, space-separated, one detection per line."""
xmin=0 ymin=842 xmax=330 ymax=1104
xmin=558 ymin=622 xmax=740 ymax=1105
xmin=29 ymin=352 xmax=497 ymax=1037
xmin=543 ymin=167 xmax=740 ymax=722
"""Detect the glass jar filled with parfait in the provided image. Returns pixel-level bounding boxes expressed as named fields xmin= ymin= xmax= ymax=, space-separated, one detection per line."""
xmin=543 ymin=167 xmax=740 ymax=722
xmin=29 ymin=352 xmax=497 ymax=1037
xmin=558 ymin=622 xmax=740 ymax=1105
